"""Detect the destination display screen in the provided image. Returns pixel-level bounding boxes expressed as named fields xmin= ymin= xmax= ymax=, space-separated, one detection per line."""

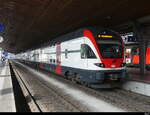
xmin=98 ymin=35 xmax=113 ymax=38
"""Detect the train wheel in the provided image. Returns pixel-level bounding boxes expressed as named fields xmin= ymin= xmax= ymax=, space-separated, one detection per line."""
xmin=64 ymin=71 xmax=70 ymax=80
xmin=83 ymin=82 xmax=88 ymax=87
xmin=74 ymin=73 xmax=81 ymax=84
xmin=71 ymin=77 xmax=76 ymax=83
xmin=80 ymin=81 xmax=84 ymax=85
xmin=87 ymin=83 xmax=91 ymax=88
xmin=71 ymin=73 xmax=77 ymax=83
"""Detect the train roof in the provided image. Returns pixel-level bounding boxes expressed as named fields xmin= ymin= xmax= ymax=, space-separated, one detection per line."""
xmin=29 ymin=27 xmax=121 ymax=51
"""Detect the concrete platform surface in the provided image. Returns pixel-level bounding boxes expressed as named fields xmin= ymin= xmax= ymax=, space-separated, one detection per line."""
xmin=127 ymin=68 xmax=150 ymax=83
xmin=122 ymin=68 xmax=150 ymax=97
xmin=0 ymin=60 xmax=16 ymax=112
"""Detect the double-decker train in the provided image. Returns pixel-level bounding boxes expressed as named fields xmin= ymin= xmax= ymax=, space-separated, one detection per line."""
xmin=16 ymin=27 xmax=127 ymax=88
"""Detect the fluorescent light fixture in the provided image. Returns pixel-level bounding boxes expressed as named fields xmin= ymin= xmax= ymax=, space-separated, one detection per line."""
xmin=0 ymin=36 xmax=4 ymax=43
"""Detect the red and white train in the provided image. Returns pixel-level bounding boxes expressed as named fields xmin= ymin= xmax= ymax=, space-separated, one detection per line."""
xmin=16 ymin=27 xmax=127 ymax=88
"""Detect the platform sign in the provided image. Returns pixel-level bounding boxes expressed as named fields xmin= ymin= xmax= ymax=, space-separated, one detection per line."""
xmin=2 ymin=51 xmax=8 ymax=57
xmin=123 ymin=35 xmax=138 ymax=44
xmin=0 ymin=24 xmax=4 ymax=32
xmin=127 ymin=36 xmax=137 ymax=42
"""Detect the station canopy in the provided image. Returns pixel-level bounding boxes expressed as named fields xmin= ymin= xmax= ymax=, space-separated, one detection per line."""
xmin=0 ymin=0 xmax=150 ymax=53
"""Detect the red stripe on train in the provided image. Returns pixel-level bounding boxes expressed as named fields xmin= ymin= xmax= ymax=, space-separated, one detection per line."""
xmin=56 ymin=43 xmax=62 ymax=74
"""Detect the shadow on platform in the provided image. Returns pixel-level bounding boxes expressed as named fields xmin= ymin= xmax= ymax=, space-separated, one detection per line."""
xmin=0 ymin=88 xmax=13 ymax=96
xmin=127 ymin=68 xmax=150 ymax=83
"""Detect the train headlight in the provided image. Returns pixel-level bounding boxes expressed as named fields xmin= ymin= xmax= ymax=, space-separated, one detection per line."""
xmin=94 ymin=63 xmax=105 ymax=68
xmin=121 ymin=63 xmax=126 ymax=67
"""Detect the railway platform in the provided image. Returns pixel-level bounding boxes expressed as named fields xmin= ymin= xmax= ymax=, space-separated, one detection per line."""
xmin=0 ymin=60 xmax=16 ymax=112
xmin=122 ymin=68 xmax=150 ymax=97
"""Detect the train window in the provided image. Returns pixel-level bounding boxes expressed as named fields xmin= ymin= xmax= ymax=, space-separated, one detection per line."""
xmin=98 ymin=44 xmax=122 ymax=58
xmin=81 ymin=44 xmax=86 ymax=59
xmin=53 ymin=59 xmax=56 ymax=64
xmin=65 ymin=49 xmax=68 ymax=59
xmin=50 ymin=59 xmax=52 ymax=63
xmin=81 ymin=44 xmax=97 ymax=59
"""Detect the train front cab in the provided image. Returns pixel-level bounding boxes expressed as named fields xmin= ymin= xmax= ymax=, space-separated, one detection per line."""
xmin=80 ymin=29 xmax=127 ymax=87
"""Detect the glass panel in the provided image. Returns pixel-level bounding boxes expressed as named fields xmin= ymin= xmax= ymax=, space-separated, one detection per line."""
xmin=98 ymin=44 xmax=122 ymax=58
xmin=81 ymin=44 xmax=97 ymax=59
xmin=132 ymin=48 xmax=139 ymax=55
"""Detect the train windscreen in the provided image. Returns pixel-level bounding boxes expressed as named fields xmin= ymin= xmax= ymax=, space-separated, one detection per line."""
xmin=90 ymin=28 xmax=123 ymax=59
xmin=96 ymin=36 xmax=123 ymax=59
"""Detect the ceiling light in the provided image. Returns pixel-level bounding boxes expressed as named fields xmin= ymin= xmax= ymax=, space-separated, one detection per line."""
xmin=0 ymin=36 xmax=4 ymax=43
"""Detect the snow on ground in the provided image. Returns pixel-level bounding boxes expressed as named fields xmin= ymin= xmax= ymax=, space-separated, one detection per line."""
xmin=16 ymin=61 xmax=126 ymax=112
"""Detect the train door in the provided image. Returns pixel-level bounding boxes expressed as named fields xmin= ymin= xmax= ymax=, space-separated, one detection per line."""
xmin=56 ymin=43 xmax=62 ymax=74
xmin=66 ymin=38 xmax=88 ymax=70
xmin=81 ymin=44 xmax=89 ymax=69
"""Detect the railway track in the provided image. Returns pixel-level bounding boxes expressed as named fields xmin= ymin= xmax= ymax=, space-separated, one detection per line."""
xmin=28 ymin=73 xmax=88 ymax=112
xmin=9 ymin=62 xmax=42 ymax=112
xmin=67 ymin=79 xmax=150 ymax=112
xmin=10 ymin=61 xmax=89 ymax=112
xmin=10 ymin=60 xmax=150 ymax=112
xmin=65 ymin=80 xmax=150 ymax=112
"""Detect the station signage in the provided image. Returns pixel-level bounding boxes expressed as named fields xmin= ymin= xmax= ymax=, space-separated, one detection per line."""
xmin=124 ymin=36 xmax=138 ymax=43
xmin=0 ymin=24 xmax=4 ymax=32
